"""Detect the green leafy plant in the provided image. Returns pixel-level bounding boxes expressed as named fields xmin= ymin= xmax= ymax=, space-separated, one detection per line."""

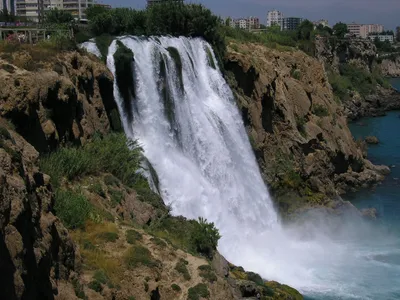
xmin=124 ymin=245 xmax=158 ymax=268
xmin=191 ymin=217 xmax=221 ymax=258
xmin=312 ymin=104 xmax=329 ymax=117
xmin=187 ymin=283 xmax=210 ymax=300
xmin=175 ymin=258 xmax=191 ymax=280
xmin=126 ymin=230 xmax=143 ymax=244
xmin=198 ymin=265 xmax=217 ymax=283
xmin=171 ymin=284 xmax=181 ymax=292
xmin=54 ymin=189 xmax=93 ymax=229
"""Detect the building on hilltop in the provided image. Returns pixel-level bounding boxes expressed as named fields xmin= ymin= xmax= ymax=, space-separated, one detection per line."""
xmin=1 ymin=0 xmax=16 ymax=15
xmin=282 ymin=17 xmax=303 ymax=31
xmin=347 ymin=22 xmax=384 ymax=39
xmin=146 ymin=0 xmax=183 ymax=7
xmin=266 ymin=9 xmax=283 ymax=28
xmin=369 ymin=34 xmax=394 ymax=44
xmin=229 ymin=16 xmax=260 ymax=31
xmin=16 ymin=0 xmax=96 ymax=22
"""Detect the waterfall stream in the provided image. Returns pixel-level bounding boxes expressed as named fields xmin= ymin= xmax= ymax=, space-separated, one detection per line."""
xmin=82 ymin=36 xmax=400 ymax=300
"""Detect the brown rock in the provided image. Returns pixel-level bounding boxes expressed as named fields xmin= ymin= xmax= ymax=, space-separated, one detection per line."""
xmin=361 ymin=208 xmax=378 ymax=220
xmin=365 ymin=136 xmax=379 ymax=145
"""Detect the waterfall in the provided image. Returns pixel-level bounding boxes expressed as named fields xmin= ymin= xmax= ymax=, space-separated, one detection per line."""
xmin=107 ymin=35 xmax=280 ymax=259
xmin=81 ymin=36 xmax=400 ymax=300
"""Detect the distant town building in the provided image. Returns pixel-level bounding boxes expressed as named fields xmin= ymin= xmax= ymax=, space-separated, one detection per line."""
xmin=266 ymin=9 xmax=284 ymax=28
xmin=1 ymin=0 xmax=16 ymax=15
xmin=313 ymin=19 xmax=329 ymax=28
xmin=369 ymin=34 xmax=394 ymax=43
xmin=229 ymin=16 xmax=260 ymax=31
xmin=347 ymin=23 xmax=384 ymax=39
xmin=396 ymin=27 xmax=400 ymax=42
xmin=282 ymin=17 xmax=303 ymax=31
xmin=16 ymin=0 xmax=96 ymax=21
xmin=147 ymin=0 xmax=183 ymax=7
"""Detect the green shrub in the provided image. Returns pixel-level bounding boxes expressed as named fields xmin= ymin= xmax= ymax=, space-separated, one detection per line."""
xmin=247 ymin=272 xmax=264 ymax=285
xmin=72 ymin=278 xmax=86 ymax=299
xmin=126 ymin=230 xmax=143 ymax=244
xmin=125 ymin=245 xmax=158 ymax=268
xmin=96 ymin=232 xmax=119 ymax=243
xmin=295 ymin=116 xmax=307 ymax=137
xmin=171 ymin=283 xmax=181 ymax=292
xmin=109 ymin=189 xmax=124 ymax=207
xmin=93 ymin=269 xmax=109 ymax=284
xmin=0 ymin=126 xmax=11 ymax=140
xmin=312 ymin=104 xmax=329 ymax=117
xmin=54 ymin=189 xmax=93 ymax=229
xmin=40 ymin=133 xmax=142 ymax=188
xmin=151 ymin=237 xmax=167 ymax=247
xmin=198 ymin=265 xmax=217 ymax=283
xmin=89 ymin=182 xmax=106 ymax=198
xmin=187 ymin=283 xmax=209 ymax=300
xmin=104 ymin=174 xmax=120 ymax=187
xmin=144 ymin=282 xmax=149 ymax=292
xmin=175 ymin=258 xmax=191 ymax=280
xmin=191 ymin=217 xmax=220 ymax=258
xmin=291 ymin=69 xmax=301 ymax=80
xmin=88 ymin=280 xmax=103 ymax=292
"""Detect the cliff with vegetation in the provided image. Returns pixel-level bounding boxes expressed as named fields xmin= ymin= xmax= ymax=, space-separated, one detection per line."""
xmin=380 ymin=56 xmax=400 ymax=78
xmin=0 ymin=46 xmax=303 ymax=300
xmin=225 ymin=41 xmax=389 ymax=216
xmin=315 ymin=37 xmax=400 ymax=120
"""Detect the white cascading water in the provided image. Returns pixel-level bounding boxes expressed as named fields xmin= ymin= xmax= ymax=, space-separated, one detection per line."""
xmin=82 ymin=36 xmax=400 ymax=300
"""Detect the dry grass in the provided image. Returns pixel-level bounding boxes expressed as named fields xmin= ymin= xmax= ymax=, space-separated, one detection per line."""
xmin=71 ymin=221 xmax=123 ymax=284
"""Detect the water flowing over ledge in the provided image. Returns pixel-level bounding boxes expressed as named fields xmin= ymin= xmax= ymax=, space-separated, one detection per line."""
xmin=81 ymin=36 xmax=400 ymax=300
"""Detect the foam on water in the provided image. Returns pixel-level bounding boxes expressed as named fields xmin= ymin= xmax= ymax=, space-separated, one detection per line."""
xmin=81 ymin=37 xmax=400 ymax=299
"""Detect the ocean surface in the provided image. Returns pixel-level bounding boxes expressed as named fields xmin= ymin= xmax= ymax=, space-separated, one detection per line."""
xmin=332 ymin=79 xmax=400 ymax=300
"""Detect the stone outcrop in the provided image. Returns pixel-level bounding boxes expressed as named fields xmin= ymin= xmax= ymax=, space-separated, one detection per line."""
xmin=0 ymin=119 xmax=78 ymax=299
xmin=225 ymin=41 xmax=389 ymax=214
xmin=315 ymin=37 xmax=400 ymax=120
xmin=380 ymin=56 xmax=400 ymax=77
xmin=0 ymin=51 xmax=120 ymax=153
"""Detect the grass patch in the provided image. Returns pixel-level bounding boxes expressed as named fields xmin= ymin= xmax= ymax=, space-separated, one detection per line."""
xmin=126 ymin=230 xmax=142 ymax=244
xmin=187 ymin=283 xmax=209 ymax=300
xmin=72 ymin=278 xmax=86 ymax=299
xmin=124 ymin=245 xmax=158 ymax=269
xmin=291 ymin=68 xmax=301 ymax=80
xmin=171 ymin=283 xmax=181 ymax=292
xmin=40 ymin=133 xmax=142 ymax=188
xmin=54 ymin=189 xmax=93 ymax=229
xmin=175 ymin=258 xmax=191 ymax=281
xmin=198 ymin=265 xmax=217 ymax=283
xmin=312 ymin=104 xmax=329 ymax=117
xmin=88 ymin=280 xmax=103 ymax=292
xmin=0 ymin=126 xmax=12 ymax=140
xmin=296 ymin=116 xmax=307 ymax=137
xmin=104 ymin=174 xmax=120 ymax=187
xmin=96 ymin=232 xmax=119 ymax=243
xmin=109 ymin=188 xmax=124 ymax=207
xmin=151 ymin=237 xmax=167 ymax=247
xmin=89 ymin=181 xmax=106 ymax=198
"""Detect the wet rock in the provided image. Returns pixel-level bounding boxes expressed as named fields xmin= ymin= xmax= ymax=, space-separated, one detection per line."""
xmin=361 ymin=208 xmax=378 ymax=220
xmin=365 ymin=136 xmax=379 ymax=145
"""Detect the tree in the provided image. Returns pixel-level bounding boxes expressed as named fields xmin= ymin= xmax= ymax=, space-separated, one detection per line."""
xmin=85 ymin=5 xmax=109 ymax=20
xmin=44 ymin=8 xmax=73 ymax=24
xmin=333 ymin=22 xmax=348 ymax=38
xmin=297 ymin=20 xmax=314 ymax=40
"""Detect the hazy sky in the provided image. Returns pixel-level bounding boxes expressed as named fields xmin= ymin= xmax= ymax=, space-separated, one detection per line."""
xmin=100 ymin=0 xmax=399 ymax=30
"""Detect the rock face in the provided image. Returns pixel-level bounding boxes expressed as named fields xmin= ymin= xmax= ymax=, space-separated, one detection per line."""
xmin=0 ymin=51 xmax=120 ymax=153
xmin=315 ymin=37 xmax=400 ymax=120
xmin=225 ymin=42 xmax=388 ymax=214
xmin=380 ymin=56 xmax=400 ymax=78
xmin=0 ymin=120 xmax=78 ymax=299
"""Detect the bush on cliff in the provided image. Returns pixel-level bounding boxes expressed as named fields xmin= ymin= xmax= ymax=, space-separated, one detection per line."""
xmin=40 ymin=133 xmax=142 ymax=188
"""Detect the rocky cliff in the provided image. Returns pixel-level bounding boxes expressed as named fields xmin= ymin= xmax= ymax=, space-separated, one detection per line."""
xmin=225 ymin=41 xmax=389 ymax=215
xmin=380 ymin=56 xmax=400 ymax=77
xmin=314 ymin=37 xmax=400 ymax=119
xmin=0 ymin=48 xmax=303 ymax=299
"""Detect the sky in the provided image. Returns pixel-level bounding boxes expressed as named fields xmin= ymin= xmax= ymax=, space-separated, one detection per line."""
xmin=100 ymin=0 xmax=400 ymax=30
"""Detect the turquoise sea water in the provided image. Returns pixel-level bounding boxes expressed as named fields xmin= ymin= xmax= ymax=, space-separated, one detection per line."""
xmin=303 ymin=80 xmax=400 ymax=300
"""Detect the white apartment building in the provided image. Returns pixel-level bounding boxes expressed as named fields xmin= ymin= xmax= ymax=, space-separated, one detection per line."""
xmin=266 ymin=9 xmax=284 ymax=28
xmin=347 ymin=23 xmax=384 ymax=39
xmin=1 ymin=0 xmax=16 ymax=14
xmin=229 ymin=16 xmax=260 ymax=31
xmin=369 ymin=34 xmax=394 ymax=43
xmin=16 ymin=0 xmax=94 ymax=22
